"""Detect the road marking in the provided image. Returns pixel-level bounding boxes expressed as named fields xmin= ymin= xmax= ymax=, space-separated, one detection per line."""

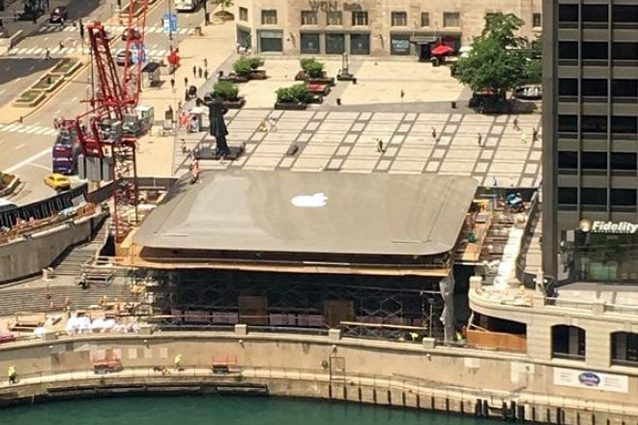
xmin=17 ymin=126 xmax=30 ymax=133
xmin=14 ymin=143 xmax=25 ymax=150
xmin=26 ymin=127 xmax=40 ymax=134
xmin=3 ymin=124 xmax=19 ymax=132
xmin=36 ymin=128 xmax=50 ymax=135
xmin=25 ymin=48 xmax=36 ymax=54
xmin=27 ymin=162 xmax=51 ymax=171
xmin=5 ymin=148 xmax=51 ymax=173
xmin=0 ymin=89 xmax=5 ymax=95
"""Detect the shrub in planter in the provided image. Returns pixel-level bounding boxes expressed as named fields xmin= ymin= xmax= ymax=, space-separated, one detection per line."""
xmin=233 ymin=57 xmax=253 ymax=76
xmin=246 ymin=56 xmax=264 ymax=69
xmin=276 ymin=83 xmax=310 ymax=104
xmin=213 ymin=80 xmax=239 ymax=101
xmin=300 ymin=57 xmax=325 ymax=78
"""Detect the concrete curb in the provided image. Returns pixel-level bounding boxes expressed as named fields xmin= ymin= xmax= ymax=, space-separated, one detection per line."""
xmin=0 ymin=174 xmax=21 ymax=197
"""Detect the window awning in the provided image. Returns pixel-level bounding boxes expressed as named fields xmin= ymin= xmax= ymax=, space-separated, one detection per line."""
xmin=409 ymin=35 xmax=438 ymax=44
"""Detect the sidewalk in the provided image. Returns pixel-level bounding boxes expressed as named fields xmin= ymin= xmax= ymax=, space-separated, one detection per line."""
xmin=135 ymin=14 xmax=235 ymax=177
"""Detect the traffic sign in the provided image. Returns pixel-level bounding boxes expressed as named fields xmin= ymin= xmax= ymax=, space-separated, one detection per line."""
xmin=163 ymin=13 xmax=177 ymax=34
xmin=130 ymin=43 xmax=148 ymax=64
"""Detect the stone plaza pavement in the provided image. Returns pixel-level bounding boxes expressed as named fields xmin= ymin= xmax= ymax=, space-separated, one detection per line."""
xmin=176 ymin=109 xmax=542 ymax=188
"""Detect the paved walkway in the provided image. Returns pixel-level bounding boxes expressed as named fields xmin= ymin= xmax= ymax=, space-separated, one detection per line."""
xmin=175 ymin=109 xmax=542 ymax=188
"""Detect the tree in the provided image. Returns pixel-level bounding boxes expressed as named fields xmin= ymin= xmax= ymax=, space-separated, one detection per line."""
xmin=453 ymin=13 xmax=531 ymax=99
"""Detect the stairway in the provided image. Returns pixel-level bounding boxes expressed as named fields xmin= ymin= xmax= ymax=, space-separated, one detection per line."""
xmin=51 ymin=219 xmax=111 ymax=277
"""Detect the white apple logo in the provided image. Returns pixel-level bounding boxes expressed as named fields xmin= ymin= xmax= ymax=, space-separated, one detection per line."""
xmin=291 ymin=192 xmax=328 ymax=208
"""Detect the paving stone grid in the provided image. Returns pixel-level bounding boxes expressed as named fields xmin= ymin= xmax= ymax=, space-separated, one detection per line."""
xmin=175 ymin=109 xmax=542 ymax=188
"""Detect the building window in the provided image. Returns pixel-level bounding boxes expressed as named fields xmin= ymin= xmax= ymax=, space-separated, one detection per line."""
xmin=552 ymin=325 xmax=586 ymax=360
xmin=612 ymin=332 xmax=638 ymax=366
xmin=558 ymin=41 xmax=578 ymax=59
xmin=391 ymin=11 xmax=407 ymax=27
xmin=613 ymin=42 xmax=638 ymax=60
xmin=352 ymin=11 xmax=368 ymax=26
xmin=581 ymin=188 xmax=607 ymax=205
xmin=558 ymin=187 xmax=577 ymax=204
xmin=582 ymin=4 xmax=608 ymax=22
xmin=582 ymin=42 xmax=608 ymax=60
xmin=390 ymin=34 xmax=411 ymax=55
xmin=611 ymin=152 xmax=637 ymax=171
xmin=612 ymin=5 xmax=638 ymax=24
xmin=558 ymin=79 xmax=578 ymax=96
xmin=581 ymin=115 xmax=607 ymax=133
xmin=261 ymin=10 xmax=277 ymax=25
xmin=558 ymin=114 xmax=577 ymax=133
xmin=532 ymin=13 xmax=541 ymax=28
xmin=581 ymin=152 xmax=607 ymax=170
xmin=239 ymin=7 xmax=248 ymax=22
xmin=443 ymin=12 xmax=460 ymax=27
xmin=350 ymin=33 xmax=370 ymax=55
xmin=327 ymin=11 xmax=342 ymax=25
xmin=301 ymin=10 xmax=317 ymax=25
xmin=258 ymin=30 xmax=283 ymax=52
xmin=558 ymin=5 xmax=578 ymax=22
xmin=581 ymin=79 xmax=607 ymax=97
xmin=612 ymin=80 xmax=638 ymax=98
xmin=558 ymin=151 xmax=578 ymax=169
xmin=325 ymin=33 xmax=345 ymax=54
xmin=300 ymin=33 xmax=320 ymax=54
xmin=420 ymin=12 xmax=430 ymax=27
xmin=611 ymin=189 xmax=637 ymax=206
xmin=611 ymin=116 xmax=638 ymax=134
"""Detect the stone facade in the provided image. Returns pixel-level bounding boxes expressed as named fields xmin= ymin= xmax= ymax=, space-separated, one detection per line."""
xmin=234 ymin=0 xmax=542 ymax=56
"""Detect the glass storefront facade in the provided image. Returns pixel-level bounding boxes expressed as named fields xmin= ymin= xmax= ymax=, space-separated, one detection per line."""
xmin=390 ymin=34 xmax=411 ymax=55
xmin=300 ymin=33 xmax=320 ymax=54
xmin=236 ymin=27 xmax=252 ymax=49
xmin=350 ymin=33 xmax=370 ymax=55
xmin=325 ymin=33 xmax=345 ymax=54
xmin=258 ymin=30 xmax=283 ymax=52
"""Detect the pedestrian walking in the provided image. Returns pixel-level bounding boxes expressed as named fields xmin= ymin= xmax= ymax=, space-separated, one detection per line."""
xmin=203 ymin=58 xmax=208 ymax=69
xmin=377 ymin=138 xmax=385 ymax=153
xmin=7 ymin=366 xmax=16 ymax=384
xmin=198 ymin=67 xmax=203 ymax=78
xmin=521 ymin=133 xmax=527 ymax=144
xmin=174 ymin=354 xmax=182 ymax=370
xmin=400 ymin=89 xmax=405 ymax=100
xmin=477 ymin=133 xmax=482 ymax=147
xmin=181 ymin=138 xmax=187 ymax=154
xmin=532 ymin=127 xmax=539 ymax=142
xmin=431 ymin=127 xmax=437 ymax=141
xmin=204 ymin=69 xmax=209 ymax=80
xmin=512 ymin=116 xmax=519 ymax=131
xmin=45 ymin=48 xmax=51 ymax=60
xmin=170 ymin=78 xmax=175 ymax=91
xmin=192 ymin=65 xmax=196 ymax=78
xmin=184 ymin=76 xmax=188 ymax=87
xmin=59 ymin=41 xmax=64 ymax=50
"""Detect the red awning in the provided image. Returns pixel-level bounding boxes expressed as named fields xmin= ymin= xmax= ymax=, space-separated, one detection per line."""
xmin=431 ymin=44 xmax=454 ymax=56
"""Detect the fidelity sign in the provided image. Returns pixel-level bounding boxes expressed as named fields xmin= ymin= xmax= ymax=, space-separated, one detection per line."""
xmin=591 ymin=221 xmax=638 ymax=234
xmin=553 ymin=367 xmax=628 ymax=393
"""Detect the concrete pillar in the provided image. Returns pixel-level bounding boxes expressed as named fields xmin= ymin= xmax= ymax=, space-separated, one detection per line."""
xmin=235 ymin=324 xmax=247 ymax=336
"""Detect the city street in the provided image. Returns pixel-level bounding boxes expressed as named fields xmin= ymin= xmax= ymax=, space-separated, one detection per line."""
xmin=0 ymin=0 xmax=207 ymax=204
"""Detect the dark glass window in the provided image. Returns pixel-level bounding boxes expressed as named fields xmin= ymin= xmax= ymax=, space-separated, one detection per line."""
xmin=581 ymin=115 xmax=607 ymax=133
xmin=582 ymin=152 xmax=607 ymax=169
xmin=612 ymin=80 xmax=638 ymax=97
xmin=611 ymin=189 xmax=637 ymax=206
xmin=582 ymin=5 xmax=608 ymax=22
xmin=613 ymin=42 xmax=638 ymax=60
xmin=612 ymin=116 xmax=637 ymax=134
xmin=325 ymin=33 xmax=345 ymax=54
xmin=612 ymin=5 xmax=638 ymax=23
xmin=558 ymin=115 xmax=577 ymax=132
xmin=552 ymin=326 xmax=586 ymax=359
xmin=611 ymin=153 xmax=637 ymax=170
xmin=558 ymin=187 xmax=577 ymax=204
xmin=559 ymin=78 xmax=578 ymax=96
xmin=350 ymin=33 xmax=370 ymax=55
xmin=612 ymin=332 xmax=638 ymax=366
xmin=581 ymin=188 xmax=607 ymax=205
xmin=558 ymin=4 xmax=578 ymax=22
xmin=581 ymin=79 xmax=607 ymax=96
xmin=300 ymin=33 xmax=320 ymax=54
xmin=558 ymin=41 xmax=578 ymax=59
xmin=582 ymin=42 xmax=608 ymax=59
xmin=558 ymin=151 xmax=578 ymax=169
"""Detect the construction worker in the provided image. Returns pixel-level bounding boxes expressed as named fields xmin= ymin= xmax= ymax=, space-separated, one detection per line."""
xmin=7 ymin=366 xmax=16 ymax=384
xmin=174 ymin=354 xmax=182 ymax=370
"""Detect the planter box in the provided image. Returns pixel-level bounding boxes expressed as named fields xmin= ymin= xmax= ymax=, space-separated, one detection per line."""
xmin=274 ymin=102 xmax=307 ymax=111
xmin=249 ymin=69 xmax=267 ymax=80
xmin=31 ymin=74 xmax=65 ymax=93
xmin=0 ymin=174 xmax=20 ymax=197
xmin=295 ymin=70 xmax=307 ymax=81
xmin=50 ymin=58 xmax=80 ymax=76
xmin=337 ymin=72 xmax=356 ymax=82
xmin=220 ymin=74 xmax=249 ymax=83
xmin=308 ymin=77 xmax=335 ymax=86
xmin=306 ymin=83 xmax=330 ymax=96
xmin=223 ymin=97 xmax=246 ymax=109
xmin=307 ymin=94 xmax=323 ymax=104
xmin=13 ymin=91 xmax=46 ymax=108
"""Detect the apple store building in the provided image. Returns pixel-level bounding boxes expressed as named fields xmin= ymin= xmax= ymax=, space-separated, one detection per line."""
xmin=130 ymin=170 xmax=479 ymax=341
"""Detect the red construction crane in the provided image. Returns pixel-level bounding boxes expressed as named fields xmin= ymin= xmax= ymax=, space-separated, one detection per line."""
xmin=75 ymin=0 xmax=149 ymax=243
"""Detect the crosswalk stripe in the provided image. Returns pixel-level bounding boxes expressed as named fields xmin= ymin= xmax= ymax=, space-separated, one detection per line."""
xmin=16 ymin=126 xmax=29 ymax=133
xmin=45 ymin=129 xmax=58 ymax=135
xmin=33 ymin=47 xmax=44 ymax=54
xmin=37 ymin=26 xmax=47 ymax=33
xmin=179 ymin=28 xmax=187 ymax=34
xmin=26 ymin=127 xmax=40 ymax=134
xmin=36 ymin=128 xmax=50 ymax=135
xmin=4 ymin=124 xmax=19 ymax=132
xmin=63 ymin=26 xmax=75 ymax=32
xmin=0 ymin=124 xmax=5 ymax=131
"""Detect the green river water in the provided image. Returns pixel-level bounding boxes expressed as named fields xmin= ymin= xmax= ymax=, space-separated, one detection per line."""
xmin=1 ymin=395 xmax=504 ymax=425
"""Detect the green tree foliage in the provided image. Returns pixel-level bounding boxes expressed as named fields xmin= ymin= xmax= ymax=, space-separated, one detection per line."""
xmin=213 ymin=81 xmax=239 ymax=101
xmin=300 ymin=57 xmax=325 ymax=78
xmin=276 ymin=84 xmax=310 ymax=104
xmin=454 ymin=13 xmax=533 ymax=98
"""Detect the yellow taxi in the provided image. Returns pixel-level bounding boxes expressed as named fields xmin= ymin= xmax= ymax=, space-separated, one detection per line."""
xmin=44 ymin=173 xmax=71 ymax=191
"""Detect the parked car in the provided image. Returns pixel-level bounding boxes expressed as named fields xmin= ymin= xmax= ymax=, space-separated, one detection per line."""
xmin=121 ymin=28 xmax=141 ymax=41
xmin=44 ymin=173 xmax=71 ymax=191
xmin=48 ymin=6 xmax=68 ymax=24
xmin=116 ymin=50 xmax=132 ymax=66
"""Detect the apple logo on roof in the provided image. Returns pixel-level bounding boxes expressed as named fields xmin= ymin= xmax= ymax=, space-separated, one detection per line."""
xmin=291 ymin=193 xmax=328 ymax=208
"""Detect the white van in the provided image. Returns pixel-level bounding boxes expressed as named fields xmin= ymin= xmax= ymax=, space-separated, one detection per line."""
xmin=0 ymin=198 xmax=17 ymax=213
